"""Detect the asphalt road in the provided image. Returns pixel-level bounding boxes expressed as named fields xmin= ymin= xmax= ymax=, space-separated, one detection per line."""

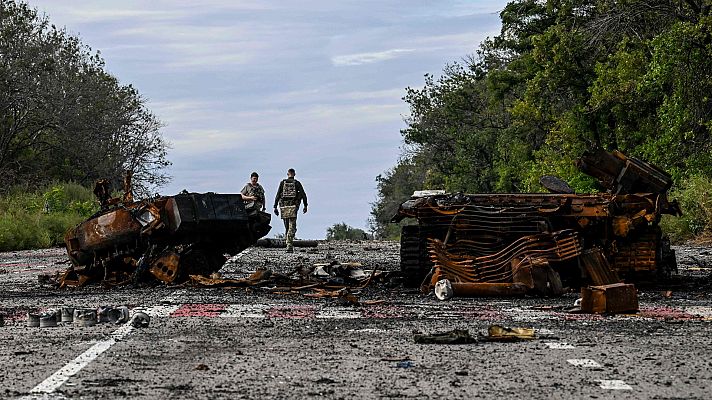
xmin=1 ymin=241 xmax=711 ymax=399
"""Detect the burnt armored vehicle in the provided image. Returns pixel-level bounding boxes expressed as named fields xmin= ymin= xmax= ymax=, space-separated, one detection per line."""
xmin=61 ymin=177 xmax=271 ymax=287
xmin=392 ymin=149 xmax=681 ymax=295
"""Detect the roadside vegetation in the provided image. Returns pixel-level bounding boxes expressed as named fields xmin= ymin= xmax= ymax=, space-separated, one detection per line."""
xmin=0 ymin=183 xmax=97 ymax=251
xmin=371 ymin=1 xmax=712 ymax=243
xmin=0 ymin=1 xmax=170 ymax=250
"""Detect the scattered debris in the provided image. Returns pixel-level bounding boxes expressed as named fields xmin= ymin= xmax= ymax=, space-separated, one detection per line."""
xmin=481 ymin=325 xmax=536 ymax=342
xmin=189 ymin=261 xmax=388 ymax=302
xmin=581 ymin=283 xmax=639 ymax=314
xmin=60 ymin=307 xmax=74 ymax=323
xmin=414 ymin=325 xmax=539 ymax=344
xmin=131 ymin=312 xmax=150 ymax=328
xmin=23 ymin=306 xmax=144 ymax=327
xmin=434 ymin=279 xmax=453 ymax=300
xmin=39 ymin=313 xmax=57 ymax=328
xmin=98 ymin=306 xmax=130 ymax=324
xmin=75 ymin=309 xmax=97 ymax=327
xmin=26 ymin=313 xmax=40 ymax=327
xmin=413 ymin=329 xmax=477 ymax=344
xmin=394 ymin=360 xmax=415 ymax=369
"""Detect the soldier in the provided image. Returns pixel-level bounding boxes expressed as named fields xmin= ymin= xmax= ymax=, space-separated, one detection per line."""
xmin=241 ymin=172 xmax=266 ymax=211
xmin=273 ymin=168 xmax=308 ymax=252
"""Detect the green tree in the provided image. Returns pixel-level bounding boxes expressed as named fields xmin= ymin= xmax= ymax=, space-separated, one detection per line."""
xmin=0 ymin=0 xmax=170 ymax=195
xmin=326 ymin=222 xmax=368 ymax=241
xmin=371 ymin=0 xmax=712 ymax=239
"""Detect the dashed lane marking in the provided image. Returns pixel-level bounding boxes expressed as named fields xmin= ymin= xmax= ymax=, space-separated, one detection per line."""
xmin=21 ymin=308 xmax=157 ymax=397
xmin=567 ymin=359 xmax=602 ymax=368
xmin=685 ymin=306 xmax=712 ymax=319
xmin=220 ymin=304 xmax=270 ymax=318
xmin=596 ymin=380 xmax=633 ymax=390
xmin=545 ymin=342 xmax=575 ymax=349
xmin=347 ymin=328 xmax=390 ymax=333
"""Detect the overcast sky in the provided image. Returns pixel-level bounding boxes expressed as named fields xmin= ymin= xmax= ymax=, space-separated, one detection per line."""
xmin=28 ymin=0 xmax=507 ymax=239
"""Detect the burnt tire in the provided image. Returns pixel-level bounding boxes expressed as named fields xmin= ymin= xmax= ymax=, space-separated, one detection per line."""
xmin=400 ymin=225 xmax=431 ymax=287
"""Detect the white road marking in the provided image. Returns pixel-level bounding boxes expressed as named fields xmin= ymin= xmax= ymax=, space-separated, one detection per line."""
xmin=567 ymin=359 xmax=602 ymax=367
xmin=20 ymin=297 xmax=179 ymax=397
xmin=135 ymin=305 xmax=180 ymax=317
xmin=316 ymin=309 xmax=361 ymax=319
xmin=685 ymin=306 xmax=712 ymax=319
xmin=18 ymin=394 xmax=68 ymax=400
xmin=221 ymin=304 xmax=270 ymax=318
xmin=537 ymin=328 xmax=555 ymax=336
xmin=597 ymin=380 xmax=633 ymax=390
xmin=505 ymin=307 xmax=556 ymax=322
xmin=545 ymin=342 xmax=575 ymax=349
xmin=23 ymin=312 xmax=145 ymax=395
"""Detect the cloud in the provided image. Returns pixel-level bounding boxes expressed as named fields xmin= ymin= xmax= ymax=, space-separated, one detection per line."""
xmin=25 ymin=0 xmax=509 ymax=239
xmin=36 ymin=1 xmax=276 ymax=24
xmin=331 ymin=48 xmax=415 ymax=66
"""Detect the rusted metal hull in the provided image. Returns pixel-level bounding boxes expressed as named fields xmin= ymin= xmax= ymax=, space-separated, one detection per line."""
xmin=63 ymin=190 xmax=271 ymax=287
xmin=65 ymin=208 xmax=142 ymax=265
xmin=450 ymin=282 xmax=528 ymax=297
xmin=394 ymin=149 xmax=681 ymax=298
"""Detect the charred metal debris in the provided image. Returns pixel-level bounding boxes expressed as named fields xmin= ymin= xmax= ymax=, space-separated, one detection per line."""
xmin=187 ymin=260 xmax=391 ymax=304
xmin=59 ymin=173 xmax=272 ymax=288
xmin=392 ymin=149 xmax=682 ymax=305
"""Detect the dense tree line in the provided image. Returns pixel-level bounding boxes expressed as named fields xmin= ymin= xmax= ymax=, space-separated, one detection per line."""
xmin=371 ymin=0 xmax=712 ymax=239
xmin=0 ymin=0 xmax=170 ymax=195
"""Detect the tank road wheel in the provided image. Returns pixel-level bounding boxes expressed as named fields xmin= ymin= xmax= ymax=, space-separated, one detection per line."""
xmin=401 ymin=225 xmax=431 ymax=288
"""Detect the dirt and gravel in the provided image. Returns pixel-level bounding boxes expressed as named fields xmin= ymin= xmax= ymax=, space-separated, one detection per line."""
xmin=1 ymin=240 xmax=711 ymax=399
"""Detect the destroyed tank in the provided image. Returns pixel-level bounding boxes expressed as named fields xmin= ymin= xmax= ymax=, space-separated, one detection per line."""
xmin=62 ymin=175 xmax=271 ymax=287
xmin=392 ymin=149 xmax=681 ymax=295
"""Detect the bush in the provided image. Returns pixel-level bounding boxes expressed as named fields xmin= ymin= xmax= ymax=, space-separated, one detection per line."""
xmin=660 ymin=175 xmax=712 ymax=243
xmin=0 ymin=182 xmax=98 ymax=250
xmin=326 ymin=222 xmax=369 ymax=241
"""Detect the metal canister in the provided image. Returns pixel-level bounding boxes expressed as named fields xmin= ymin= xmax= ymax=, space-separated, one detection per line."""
xmin=26 ymin=313 xmax=40 ymax=327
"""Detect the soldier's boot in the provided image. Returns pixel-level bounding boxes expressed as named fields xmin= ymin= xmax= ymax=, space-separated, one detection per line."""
xmin=286 ymin=219 xmax=296 ymax=252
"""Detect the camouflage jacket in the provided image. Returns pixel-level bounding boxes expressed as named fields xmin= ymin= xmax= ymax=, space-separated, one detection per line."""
xmin=241 ymin=182 xmax=265 ymax=210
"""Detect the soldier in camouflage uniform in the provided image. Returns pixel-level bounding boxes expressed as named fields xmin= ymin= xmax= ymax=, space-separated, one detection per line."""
xmin=241 ymin=172 xmax=266 ymax=211
xmin=273 ymin=168 xmax=308 ymax=252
